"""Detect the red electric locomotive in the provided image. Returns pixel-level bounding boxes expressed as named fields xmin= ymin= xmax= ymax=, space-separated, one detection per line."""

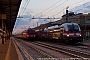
xmin=16 ymin=28 xmax=36 ymax=41
xmin=48 ymin=22 xmax=83 ymax=44
xmin=25 ymin=28 xmax=36 ymax=41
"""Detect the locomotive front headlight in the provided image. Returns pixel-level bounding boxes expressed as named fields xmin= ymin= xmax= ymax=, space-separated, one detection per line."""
xmin=80 ymin=34 xmax=81 ymax=36
xmin=27 ymin=35 xmax=29 ymax=37
xmin=67 ymin=34 xmax=69 ymax=37
xmin=34 ymin=35 xmax=36 ymax=37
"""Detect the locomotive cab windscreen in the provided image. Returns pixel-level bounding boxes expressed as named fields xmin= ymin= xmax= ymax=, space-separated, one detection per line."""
xmin=67 ymin=24 xmax=79 ymax=32
xmin=27 ymin=29 xmax=35 ymax=34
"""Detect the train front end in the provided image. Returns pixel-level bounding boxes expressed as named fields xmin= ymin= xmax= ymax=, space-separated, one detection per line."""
xmin=63 ymin=32 xmax=83 ymax=43
xmin=63 ymin=23 xmax=83 ymax=43
xmin=26 ymin=28 xmax=36 ymax=41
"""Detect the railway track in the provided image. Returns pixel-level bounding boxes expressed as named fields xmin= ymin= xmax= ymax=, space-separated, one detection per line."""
xmin=14 ymin=38 xmax=89 ymax=60
xmin=14 ymin=38 xmax=57 ymax=60
xmin=31 ymin=41 xmax=90 ymax=59
xmin=13 ymin=39 xmax=33 ymax=60
xmin=70 ymin=43 xmax=90 ymax=52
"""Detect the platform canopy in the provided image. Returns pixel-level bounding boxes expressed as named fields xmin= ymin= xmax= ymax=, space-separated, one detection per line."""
xmin=0 ymin=0 xmax=22 ymax=33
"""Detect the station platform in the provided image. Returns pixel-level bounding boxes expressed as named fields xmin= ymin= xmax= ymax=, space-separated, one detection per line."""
xmin=0 ymin=38 xmax=19 ymax=60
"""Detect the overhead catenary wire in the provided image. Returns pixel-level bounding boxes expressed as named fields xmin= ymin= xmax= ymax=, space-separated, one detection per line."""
xmin=19 ymin=0 xmax=31 ymax=16
xmin=43 ymin=0 xmax=68 ymax=17
xmin=20 ymin=0 xmax=86 ymax=19
xmin=49 ymin=0 xmax=88 ymax=18
xmin=51 ymin=1 xmax=90 ymax=22
xmin=68 ymin=0 xmax=84 ymax=9
xmin=15 ymin=0 xmax=90 ymax=29
xmin=46 ymin=0 xmax=90 ymax=23
xmin=15 ymin=0 xmax=30 ymax=28
xmin=70 ymin=1 xmax=90 ymax=13
xmin=34 ymin=0 xmax=62 ymax=17
xmin=53 ymin=0 xmax=84 ymax=16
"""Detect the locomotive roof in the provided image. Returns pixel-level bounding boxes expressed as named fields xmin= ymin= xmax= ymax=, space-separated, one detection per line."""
xmin=48 ymin=22 xmax=79 ymax=30
xmin=59 ymin=22 xmax=79 ymax=27
xmin=60 ymin=22 xmax=81 ymax=31
xmin=50 ymin=22 xmax=80 ymax=31
xmin=62 ymin=22 xmax=78 ymax=25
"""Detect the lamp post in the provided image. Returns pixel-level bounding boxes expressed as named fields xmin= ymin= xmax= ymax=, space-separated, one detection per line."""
xmin=66 ymin=6 xmax=69 ymax=22
xmin=37 ymin=22 xmax=38 ymax=27
xmin=83 ymin=13 xmax=88 ymax=40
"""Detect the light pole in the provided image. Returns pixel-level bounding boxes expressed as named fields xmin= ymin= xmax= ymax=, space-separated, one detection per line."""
xmin=83 ymin=13 xmax=88 ymax=40
xmin=66 ymin=6 xmax=69 ymax=22
xmin=37 ymin=22 xmax=38 ymax=27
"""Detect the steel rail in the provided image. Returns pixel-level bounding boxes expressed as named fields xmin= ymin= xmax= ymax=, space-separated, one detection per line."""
xmin=16 ymin=39 xmax=55 ymax=60
xmin=32 ymin=41 xmax=90 ymax=59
